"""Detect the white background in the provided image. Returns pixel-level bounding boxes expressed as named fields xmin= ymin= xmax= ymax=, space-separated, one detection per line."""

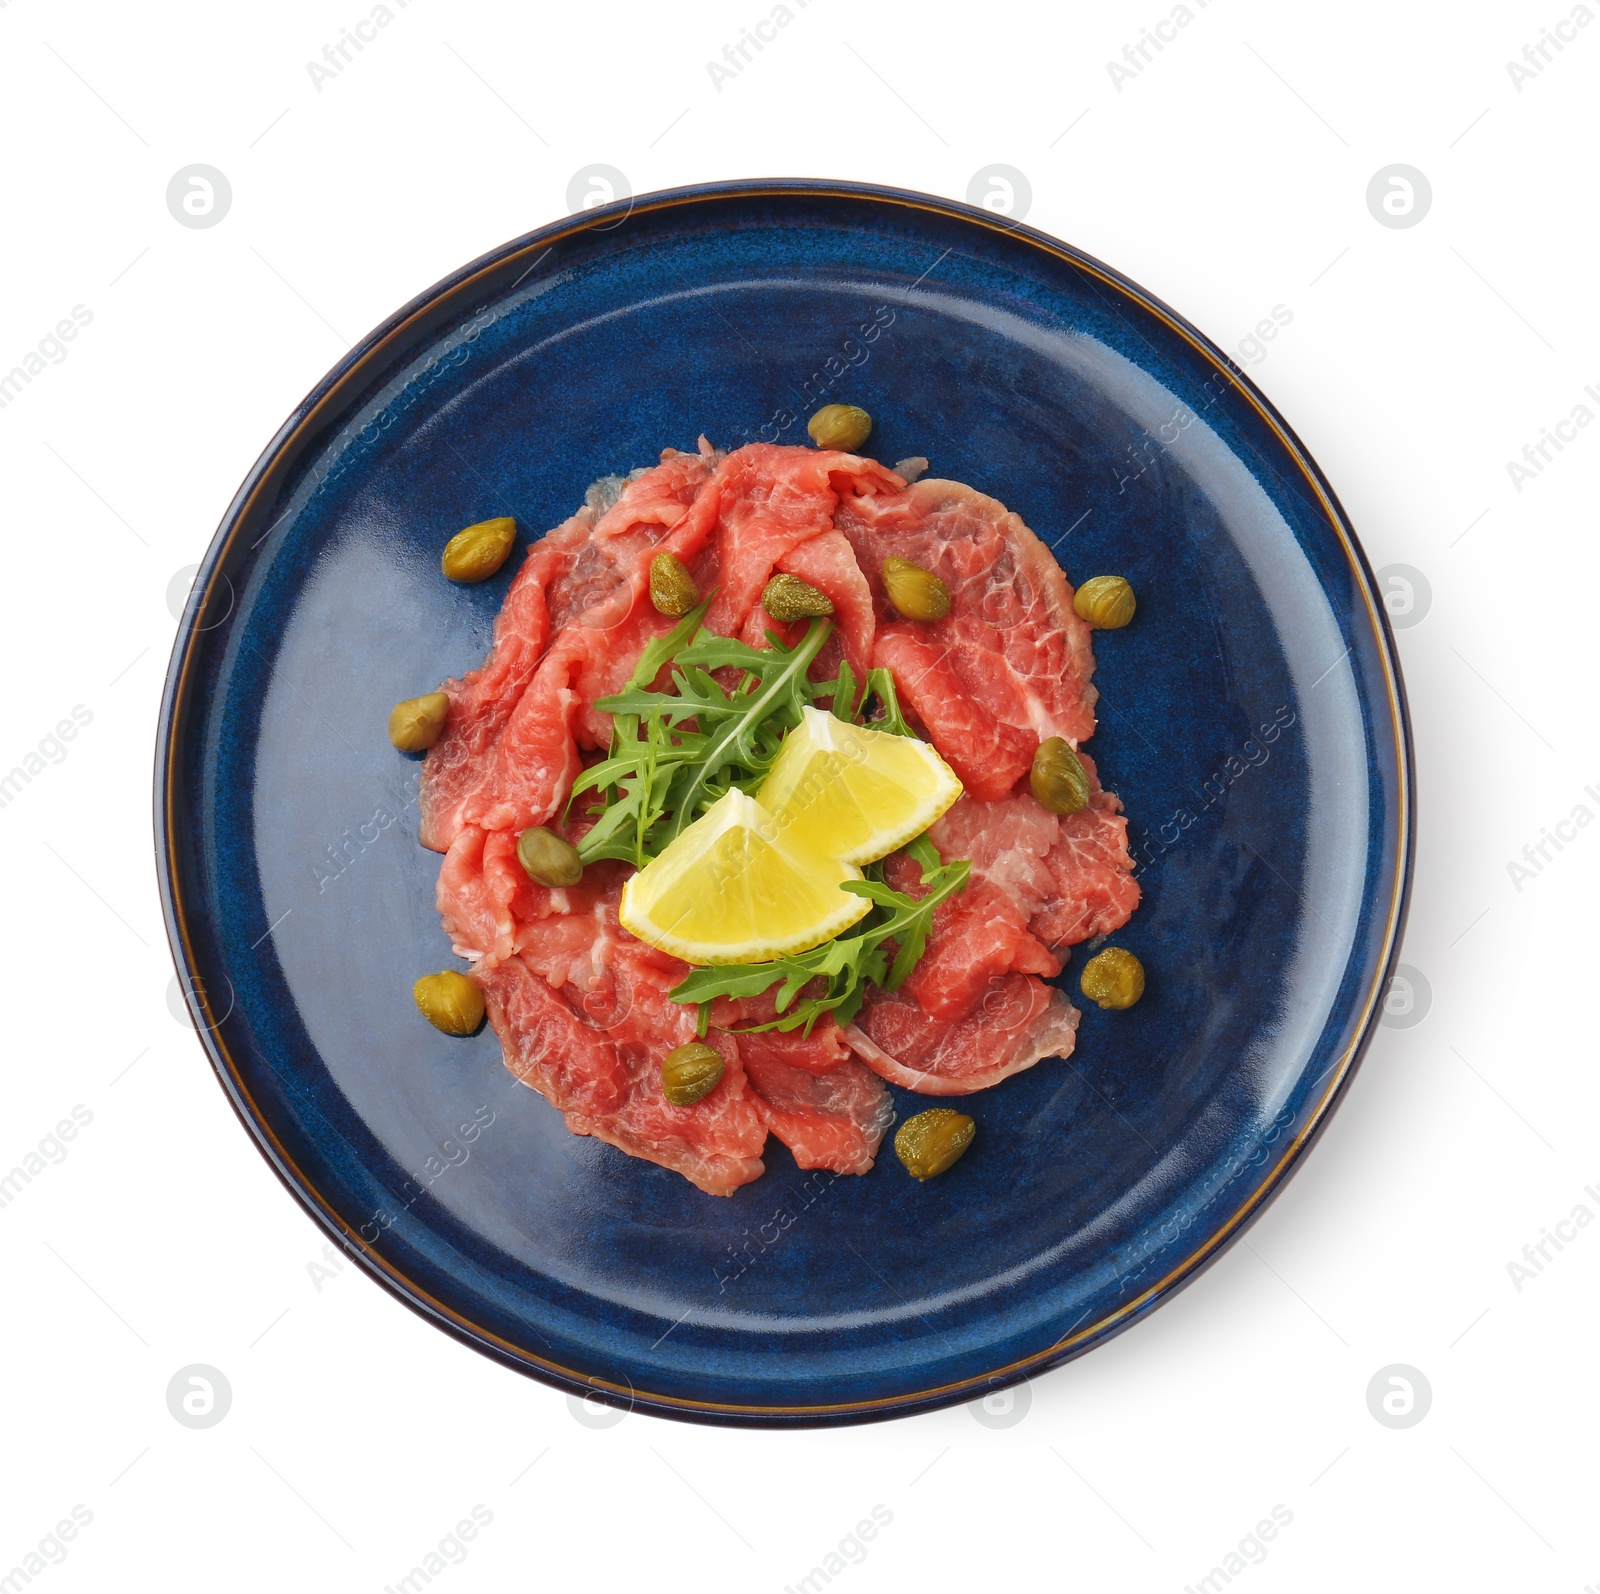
xmin=1 ymin=0 xmax=1596 ymax=1588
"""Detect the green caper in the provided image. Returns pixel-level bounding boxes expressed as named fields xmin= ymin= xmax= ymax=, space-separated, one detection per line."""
xmin=762 ymin=573 xmax=834 ymax=622
xmin=516 ymin=826 xmax=582 ymax=888
xmin=413 ymin=970 xmax=485 ymax=1035
xmin=441 ymin=516 xmax=516 ymax=583
xmin=1073 ymin=575 xmax=1136 ymax=630
xmin=1080 ymin=946 xmax=1145 ymax=1010
xmin=661 ymin=1042 xmax=725 ymax=1106
xmin=1030 ymin=737 xmax=1090 ymax=815
xmin=881 ymin=556 xmax=951 ymax=622
xmin=807 ymin=404 xmax=873 ymax=452
xmin=650 ymin=551 xmax=701 ymax=617
xmin=895 ymin=1109 xmax=976 ymax=1181
xmin=388 ymin=691 xmax=450 ymax=752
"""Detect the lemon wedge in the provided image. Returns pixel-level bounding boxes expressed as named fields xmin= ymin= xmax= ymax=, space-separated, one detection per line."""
xmin=619 ymin=789 xmax=872 ymax=965
xmin=756 ymin=706 xmax=963 ymax=866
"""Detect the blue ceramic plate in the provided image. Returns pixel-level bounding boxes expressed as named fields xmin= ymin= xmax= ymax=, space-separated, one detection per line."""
xmin=157 ymin=180 xmax=1411 ymax=1426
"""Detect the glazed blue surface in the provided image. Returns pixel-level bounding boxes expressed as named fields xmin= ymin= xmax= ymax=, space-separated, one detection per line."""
xmin=156 ymin=181 xmax=1411 ymax=1425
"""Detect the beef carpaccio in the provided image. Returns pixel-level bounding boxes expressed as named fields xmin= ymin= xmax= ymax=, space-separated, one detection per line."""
xmin=419 ymin=440 xmax=1139 ymax=1194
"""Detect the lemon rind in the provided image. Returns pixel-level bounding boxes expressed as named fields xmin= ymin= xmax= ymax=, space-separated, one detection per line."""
xmin=618 ymin=881 xmax=872 ymax=966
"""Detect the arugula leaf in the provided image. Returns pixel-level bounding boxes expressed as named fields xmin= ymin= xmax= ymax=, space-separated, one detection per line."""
xmin=669 ymin=841 xmax=970 ymax=1035
xmin=567 ymin=602 xmax=714 ymax=866
xmin=864 ymin=667 xmax=915 ymax=737
xmin=657 ymin=619 xmax=833 ymax=839
xmin=903 ymin=831 xmax=941 ymax=872
xmin=827 ymin=658 xmax=858 ymax=724
xmin=813 ymin=660 xmax=914 ymax=737
xmin=626 ymin=597 xmax=713 ymax=691
xmin=572 ymin=613 xmax=834 ymax=866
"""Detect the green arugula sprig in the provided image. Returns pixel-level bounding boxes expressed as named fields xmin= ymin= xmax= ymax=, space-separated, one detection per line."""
xmin=573 ymin=600 xmax=839 ymax=865
xmin=668 ymin=833 xmax=970 ymax=1037
xmin=572 ymin=601 xmax=921 ymax=865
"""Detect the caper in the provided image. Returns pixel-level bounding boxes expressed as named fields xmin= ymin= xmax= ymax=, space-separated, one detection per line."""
xmin=1073 ymin=575 xmax=1136 ymax=630
xmin=661 ymin=1042 xmax=725 ymax=1106
xmin=413 ymin=970 xmax=485 ymax=1035
xmin=895 ymin=1108 xmax=976 ymax=1181
xmin=650 ymin=551 xmax=701 ymax=617
xmin=441 ymin=516 xmax=516 ymax=583
xmin=516 ymin=826 xmax=583 ymax=888
xmin=388 ymin=691 xmax=450 ymax=752
xmin=1080 ymin=946 xmax=1145 ymax=1010
xmin=882 ymin=556 xmax=951 ymax=622
xmin=762 ymin=573 xmax=834 ymax=622
xmin=807 ymin=404 xmax=873 ymax=452
xmin=1030 ymin=737 xmax=1090 ymax=815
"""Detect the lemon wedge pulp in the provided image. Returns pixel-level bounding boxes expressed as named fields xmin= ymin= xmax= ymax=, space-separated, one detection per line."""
xmin=618 ymin=789 xmax=871 ymax=965
xmin=756 ymin=706 xmax=963 ymax=867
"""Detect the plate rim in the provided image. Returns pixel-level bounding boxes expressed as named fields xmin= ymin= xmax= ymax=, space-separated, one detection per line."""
xmin=154 ymin=176 xmax=1415 ymax=1426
